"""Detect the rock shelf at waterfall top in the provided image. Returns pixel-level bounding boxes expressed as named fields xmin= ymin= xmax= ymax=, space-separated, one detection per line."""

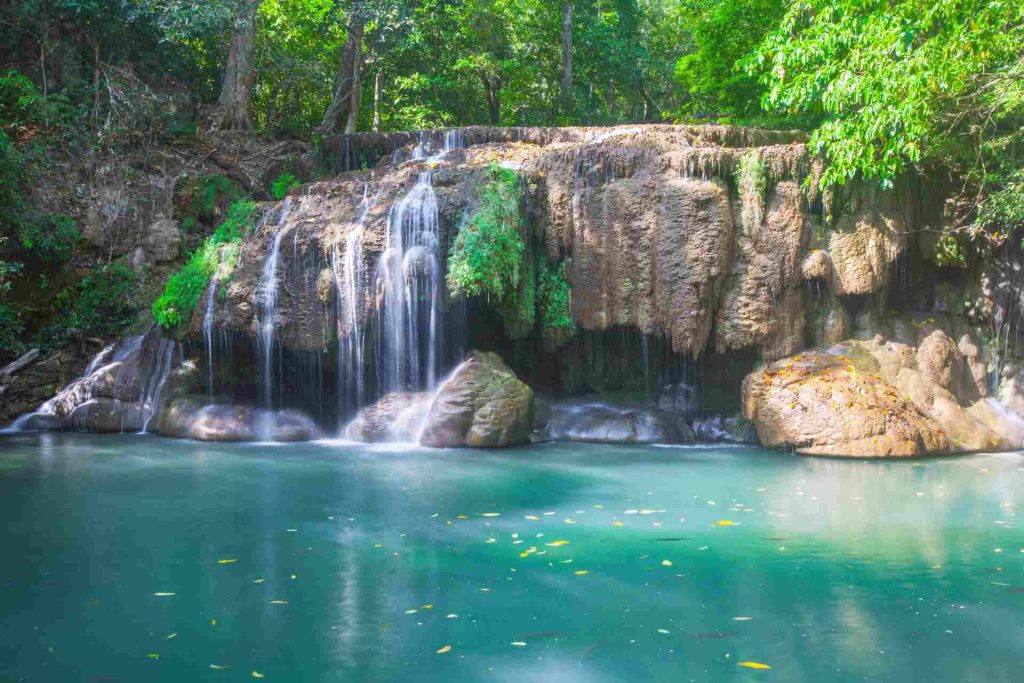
xmin=3 ymin=124 xmax=1024 ymax=459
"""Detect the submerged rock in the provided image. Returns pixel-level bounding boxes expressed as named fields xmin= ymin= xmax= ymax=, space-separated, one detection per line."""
xmin=419 ymin=351 xmax=533 ymax=448
xmin=690 ymin=414 xmax=758 ymax=444
xmin=543 ymin=402 xmax=695 ymax=445
xmin=742 ymin=332 xmax=1024 ymax=457
xmin=153 ymin=399 xmax=320 ymax=442
xmin=344 ymin=392 xmax=433 ymax=443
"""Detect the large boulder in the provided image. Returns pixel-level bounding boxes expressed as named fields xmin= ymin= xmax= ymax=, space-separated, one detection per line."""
xmin=743 ymin=333 xmax=1024 ymax=457
xmin=543 ymin=402 xmax=695 ymax=445
xmin=419 ymin=351 xmax=534 ymax=448
xmin=344 ymin=392 xmax=433 ymax=443
xmin=141 ymin=218 xmax=182 ymax=264
xmin=153 ymin=399 xmax=320 ymax=442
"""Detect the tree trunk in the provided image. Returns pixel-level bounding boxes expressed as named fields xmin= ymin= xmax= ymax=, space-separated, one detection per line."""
xmin=481 ymin=71 xmax=501 ymax=125
xmin=319 ymin=17 xmax=364 ymax=134
xmin=373 ymin=68 xmax=383 ymax=132
xmin=214 ymin=0 xmax=260 ymax=132
xmin=561 ymin=2 xmax=573 ymax=116
xmin=344 ymin=40 xmax=363 ymax=134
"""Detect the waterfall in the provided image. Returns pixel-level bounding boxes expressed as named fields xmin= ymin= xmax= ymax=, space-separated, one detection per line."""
xmin=255 ymin=198 xmax=294 ymax=411
xmin=141 ymin=336 xmax=178 ymax=432
xmin=375 ymin=172 xmax=444 ymax=395
xmin=202 ymin=247 xmax=228 ymax=401
xmin=333 ymin=187 xmax=373 ymax=420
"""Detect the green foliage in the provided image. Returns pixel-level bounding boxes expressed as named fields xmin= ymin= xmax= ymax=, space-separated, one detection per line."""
xmin=537 ymin=258 xmax=575 ymax=344
xmin=153 ymin=199 xmax=257 ymax=329
xmin=674 ymin=0 xmax=787 ymax=122
xmin=750 ymin=0 xmax=1024 ymax=191
xmin=18 ymin=214 xmax=79 ymax=264
xmin=447 ymin=164 xmax=524 ymax=302
xmin=270 ymin=172 xmax=300 ymax=201
xmin=178 ymin=174 xmax=244 ymax=226
xmin=47 ymin=261 xmax=137 ymax=344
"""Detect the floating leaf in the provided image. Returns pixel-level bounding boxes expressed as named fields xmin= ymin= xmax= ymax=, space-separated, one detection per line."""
xmin=437 ymin=645 xmax=452 ymax=654
xmin=165 ymin=632 xmax=177 ymax=639
xmin=574 ymin=570 xmax=589 ymax=575
xmin=661 ymin=560 xmax=672 ymax=567
xmin=525 ymin=516 xmax=540 ymax=520
xmin=252 ymin=673 xmax=265 ymax=679
xmin=481 ymin=513 xmax=500 ymax=517
xmin=153 ymin=592 xmax=176 ymax=597
xmin=510 ymin=641 xmax=527 ymax=647
xmin=716 ymin=520 xmax=738 ymax=526
xmin=546 ymin=540 xmax=570 ymax=547
xmin=733 ymin=617 xmax=753 ymax=621
xmin=270 ymin=600 xmax=288 ymax=605
xmin=218 ymin=559 xmax=238 ymax=564
xmin=210 ymin=664 xmax=231 ymax=670
xmin=657 ymin=629 xmax=670 ymax=634
xmin=146 ymin=653 xmax=160 ymax=660
xmin=738 ymin=662 xmax=771 ymax=670
xmin=253 ymin=578 xmax=265 ymax=584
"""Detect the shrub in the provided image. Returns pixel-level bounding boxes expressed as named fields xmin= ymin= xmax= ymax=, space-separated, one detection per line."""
xmin=42 ymin=262 xmax=137 ymax=348
xmin=447 ymin=164 xmax=524 ymax=302
xmin=18 ymin=214 xmax=79 ymax=263
xmin=270 ymin=172 xmax=300 ymax=200
xmin=152 ymin=199 xmax=257 ymax=329
xmin=537 ymin=259 xmax=575 ymax=345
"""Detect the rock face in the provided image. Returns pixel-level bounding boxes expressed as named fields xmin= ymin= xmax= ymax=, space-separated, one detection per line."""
xmin=542 ymin=402 xmax=696 ymax=445
xmin=154 ymin=399 xmax=320 ymax=442
xmin=742 ymin=329 xmax=1024 ymax=457
xmin=345 ymin=392 xmax=433 ymax=443
xmin=141 ymin=218 xmax=182 ymax=264
xmin=419 ymin=352 xmax=534 ymax=448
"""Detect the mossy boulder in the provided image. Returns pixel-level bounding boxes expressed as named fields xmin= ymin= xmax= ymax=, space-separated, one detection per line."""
xmin=419 ymin=351 xmax=534 ymax=448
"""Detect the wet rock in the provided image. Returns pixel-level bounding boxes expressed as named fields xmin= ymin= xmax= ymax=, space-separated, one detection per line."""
xmin=419 ymin=351 xmax=533 ymax=448
xmin=154 ymin=399 xmax=320 ymax=442
xmin=690 ymin=414 xmax=758 ymax=444
xmin=544 ymin=402 xmax=695 ymax=445
xmin=743 ymin=334 xmax=1024 ymax=457
xmin=345 ymin=392 xmax=433 ymax=443
xmin=141 ymin=218 xmax=182 ymax=264
xmin=66 ymin=398 xmax=145 ymax=433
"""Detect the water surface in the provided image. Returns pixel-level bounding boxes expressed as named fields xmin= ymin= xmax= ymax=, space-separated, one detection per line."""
xmin=1 ymin=434 xmax=1023 ymax=681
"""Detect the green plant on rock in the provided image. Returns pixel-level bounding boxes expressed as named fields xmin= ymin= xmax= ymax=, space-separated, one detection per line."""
xmin=447 ymin=164 xmax=525 ymax=303
xmin=153 ymin=199 xmax=257 ymax=330
xmin=270 ymin=172 xmax=300 ymax=201
xmin=18 ymin=214 xmax=79 ymax=264
xmin=37 ymin=261 xmax=137 ymax=351
xmin=178 ymin=174 xmax=243 ymax=226
xmin=537 ymin=258 xmax=575 ymax=346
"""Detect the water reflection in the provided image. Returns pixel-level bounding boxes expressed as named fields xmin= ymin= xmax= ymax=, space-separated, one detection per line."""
xmin=0 ymin=434 xmax=1022 ymax=681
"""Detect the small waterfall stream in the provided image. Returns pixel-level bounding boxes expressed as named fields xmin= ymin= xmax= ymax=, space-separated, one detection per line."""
xmin=141 ymin=337 xmax=178 ymax=432
xmin=375 ymin=172 xmax=444 ymax=395
xmin=333 ymin=187 xmax=373 ymax=419
xmin=203 ymin=247 xmax=228 ymax=401
xmin=255 ymin=198 xmax=294 ymax=410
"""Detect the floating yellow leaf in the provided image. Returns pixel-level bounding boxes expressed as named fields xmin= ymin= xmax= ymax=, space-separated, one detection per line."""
xmin=716 ymin=520 xmax=737 ymax=526
xmin=252 ymin=673 xmax=265 ymax=679
xmin=574 ymin=570 xmax=589 ymax=575
xmin=437 ymin=645 xmax=452 ymax=654
xmin=525 ymin=515 xmax=540 ymax=520
xmin=218 ymin=559 xmax=238 ymax=564
xmin=480 ymin=513 xmax=500 ymax=517
xmin=738 ymin=662 xmax=771 ymax=670
xmin=421 ymin=604 xmax=433 ymax=609
xmin=146 ymin=653 xmax=160 ymax=660
xmin=455 ymin=515 xmax=469 ymax=520
xmin=252 ymin=578 xmax=265 ymax=584
xmin=661 ymin=560 xmax=672 ymax=567
xmin=546 ymin=540 xmax=570 ymax=547
xmin=510 ymin=641 xmax=527 ymax=647
xmin=613 ymin=521 xmax=624 ymax=527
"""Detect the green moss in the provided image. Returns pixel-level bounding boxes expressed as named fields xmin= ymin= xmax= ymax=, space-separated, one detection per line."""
xmin=270 ymin=172 xmax=300 ymax=200
xmin=447 ymin=164 xmax=525 ymax=302
xmin=537 ymin=258 xmax=575 ymax=346
xmin=153 ymin=199 xmax=257 ymax=330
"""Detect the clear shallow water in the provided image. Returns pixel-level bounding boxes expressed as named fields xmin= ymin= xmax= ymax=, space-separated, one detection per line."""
xmin=1 ymin=435 xmax=1023 ymax=682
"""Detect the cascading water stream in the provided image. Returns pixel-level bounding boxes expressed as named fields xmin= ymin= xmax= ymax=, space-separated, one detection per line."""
xmin=141 ymin=336 xmax=178 ymax=432
xmin=375 ymin=172 xmax=444 ymax=396
xmin=255 ymin=198 xmax=294 ymax=411
xmin=203 ymin=247 xmax=228 ymax=401
xmin=333 ymin=187 xmax=373 ymax=420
